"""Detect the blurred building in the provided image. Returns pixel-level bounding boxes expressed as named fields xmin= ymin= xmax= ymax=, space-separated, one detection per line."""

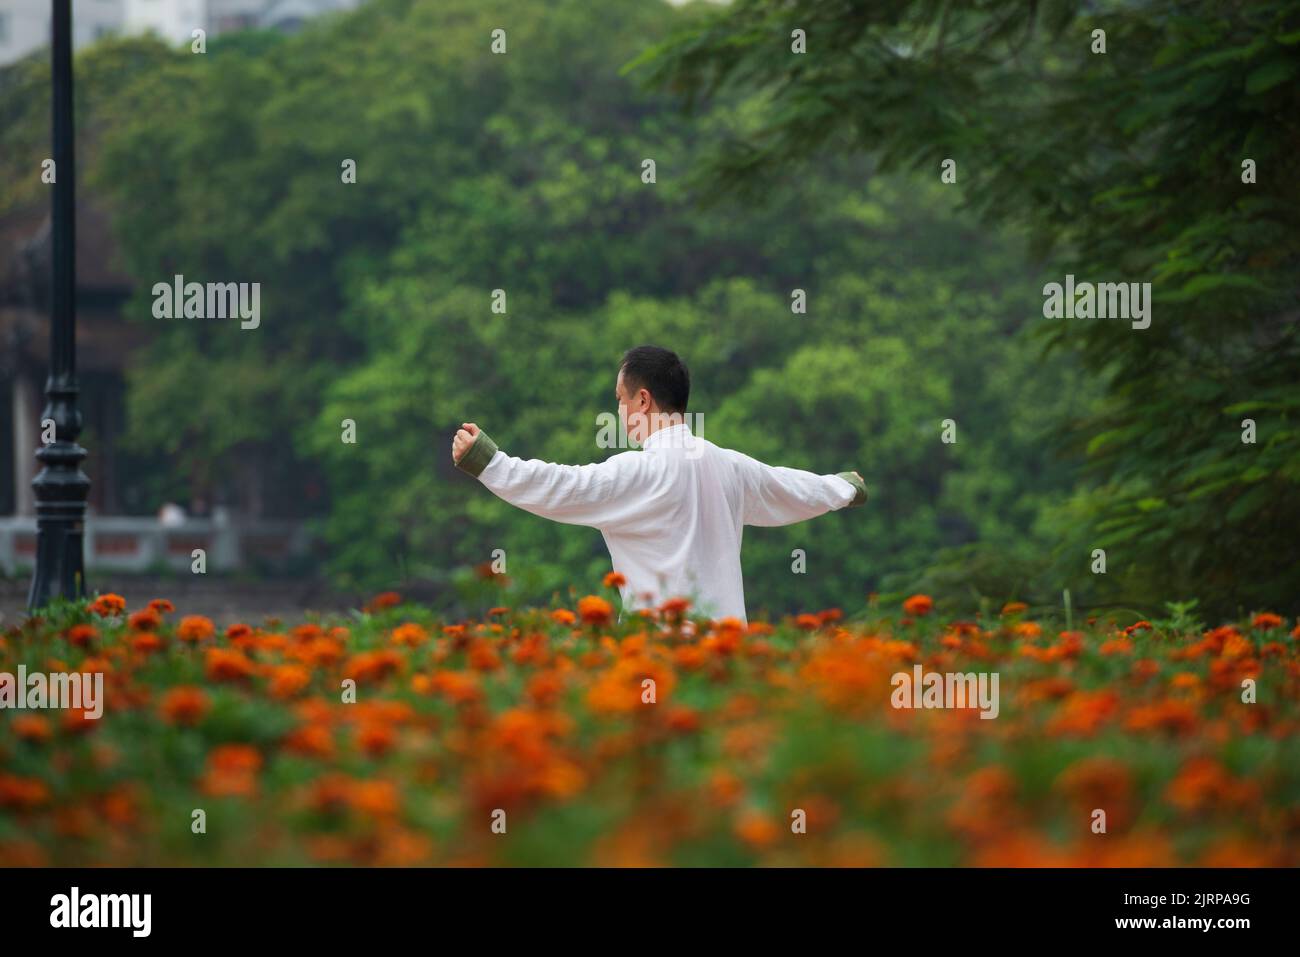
xmin=0 ymin=0 xmax=126 ymax=65
xmin=0 ymin=0 xmax=363 ymax=65
xmin=0 ymin=199 xmax=313 ymax=573
xmin=0 ymin=0 xmax=329 ymax=574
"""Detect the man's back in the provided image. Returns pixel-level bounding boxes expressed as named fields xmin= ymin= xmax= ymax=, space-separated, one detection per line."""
xmin=455 ymin=421 xmax=866 ymax=623
xmin=600 ymin=423 xmax=748 ymax=620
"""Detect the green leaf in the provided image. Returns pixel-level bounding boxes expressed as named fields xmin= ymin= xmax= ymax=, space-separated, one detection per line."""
xmin=1245 ymin=59 xmax=1296 ymax=95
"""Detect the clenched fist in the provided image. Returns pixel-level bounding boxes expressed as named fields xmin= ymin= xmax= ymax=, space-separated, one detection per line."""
xmin=452 ymin=422 xmax=481 ymax=464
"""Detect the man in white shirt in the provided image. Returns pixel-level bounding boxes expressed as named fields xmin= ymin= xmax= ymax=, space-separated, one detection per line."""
xmin=451 ymin=346 xmax=867 ymax=623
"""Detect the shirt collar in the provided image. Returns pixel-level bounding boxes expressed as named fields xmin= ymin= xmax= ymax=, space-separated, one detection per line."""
xmin=641 ymin=421 xmax=692 ymax=451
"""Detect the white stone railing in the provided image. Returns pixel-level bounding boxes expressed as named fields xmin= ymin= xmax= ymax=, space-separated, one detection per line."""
xmin=0 ymin=514 xmax=312 ymax=576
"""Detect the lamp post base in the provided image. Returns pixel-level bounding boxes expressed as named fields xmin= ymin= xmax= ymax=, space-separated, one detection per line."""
xmin=27 ymin=436 xmax=90 ymax=611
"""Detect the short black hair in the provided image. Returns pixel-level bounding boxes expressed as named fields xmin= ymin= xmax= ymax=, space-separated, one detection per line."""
xmin=619 ymin=345 xmax=690 ymax=414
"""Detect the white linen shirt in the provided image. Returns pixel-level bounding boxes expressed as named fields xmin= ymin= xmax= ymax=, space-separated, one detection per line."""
xmin=473 ymin=423 xmax=859 ymax=623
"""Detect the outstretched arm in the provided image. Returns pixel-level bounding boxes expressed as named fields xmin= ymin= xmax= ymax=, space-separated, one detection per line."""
xmin=452 ymin=423 xmax=647 ymax=530
xmin=725 ymin=448 xmax=867 ymax=527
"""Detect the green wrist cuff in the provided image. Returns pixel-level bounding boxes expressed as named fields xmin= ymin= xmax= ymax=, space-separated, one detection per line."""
xmin=457 ymin=430 xmax=499 ymax=478
xmin=837 ymin=471 xmax=868 ymax=507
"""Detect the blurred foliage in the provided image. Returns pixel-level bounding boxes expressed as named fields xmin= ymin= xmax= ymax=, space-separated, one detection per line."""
xmin=635 ymin=0 xmax=1300 ymax=617
xmin=8 ymin=0 xmax=1285 ymax=617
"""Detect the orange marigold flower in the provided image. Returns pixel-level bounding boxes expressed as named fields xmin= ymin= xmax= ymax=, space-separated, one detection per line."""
xmin=1165 ymin=757 xmax=1259 ymax=812
xmin=468 ymin=640 xmax=502 ymax=671
xmin=12 ymin=716 xmax=52 ymax=744
xmin=147 ymin=598 xmax=175 ymax=614
xmin=709 ymin=770 xmax=744 ymax=807
xmin=716 ymin=616 xmax=746 ymax=635
xmin=551 ymin=608 xmax=576 ymax=626
xmin=225 ymin=623 xmax=253 ymax=641
xmin=1132 ymin=658 xmax=1161 ymax=679
xmin=577 ymin=595 xmax=614 ymax=626
xmin=210 ymin=744 xmax=261 ymax=772
xmin=660 ymin=597 xmax=691 ymax=618
xmin=201 ymin=744 xmax=262 ymax=797
xmin=1123 ymin=620 xmax=1153 ymax=636
xmin=1220 ymin=632 xmax=1255 ymax=659
xmin=673 ymin=645 xmax=707 ymax=670
xmin=0 ymin=774 xmax=50 ymax=810
xmin=160 ymin=687 xmax=210 ymax=726
xmin=702 ymin=626 xmax=742 ymax=656
xmin=294 ymin=697 xmax=335 ymax=725
xmin=1203 ymin=625 xmax=1239 ymax=651
xmin=292 ymin=623 xmax=325 ymax=643
xmin=307 ymin=774 xmax=355 ymax=814
xmin=1013 ymin=621 xmax=1043 ymax=639
xmin=176 ymin=615 xmax=216 ymax=643
xmin=350 ymin=779 xmax=401 ymax=817
xmin=1251 ymin=612 xmax=1283 ymax=631
xmin=794 ymin=613 xmax=822 ymax=631
xmin=1125 ymin=699 xmax=1198 ymax=735
xmin=1001 ymin=601 xmax=1028 ymax=616
xmin=586 ymin=656 xmax=676 ymax=714
xmin=61 ymin=707 xmax=99 ymax=735
xmin=89 ymin=593 xmax=126 ymax=617
xmin=127 ymin=607 xmax=161 ymax=631
xmin=390 ymin=622 xmax=429 ymax=647
xmin=512 ymin=632 xmax=550 ymax=667
xmin=255 ymin=632 xmax=289 ymax=654
xmin=65 ymin=623 xmax=99 ymax=648
xmin=283 ymin=724 xmax=334 ymax=759
xmin=665 ymin=706 xmax=701 ymax=733
xmin=286 ymin=636 xmax=345 ymax=668
xmin=364 ymin=591 xmax=402 ymax=613
xmin=1046 ymin=690 xmax=1120 ymax=737
xmin=603 ymin=571 xmax=627 ymax=589
xmin=356 ymin=722 xmax=397 ymax=757
xmin=373 ymin=828 xmax=435 ymax=867
xmin=902 ymin=594 xmax=933 ymax=616
xmin=205 ymin=647 xmax=256 ymax=682
xmin=131 ymin=631 xmax=164 ymax=654
xmin=269 ymin=664 xmax=312 ymax=699
xmin=352 ymin=700 xmax=415 ymax=727
xmin=343 ymin=649 xmax=404 ymax=685
xmin=734 ymin=810 xmax=780 ymax=849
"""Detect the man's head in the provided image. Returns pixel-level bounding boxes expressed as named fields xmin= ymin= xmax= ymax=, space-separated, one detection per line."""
xmin=616 ymin=345 xmax=690 ymax=445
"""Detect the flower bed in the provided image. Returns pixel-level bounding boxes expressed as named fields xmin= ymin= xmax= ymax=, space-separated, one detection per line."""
xmin=1 ymin=590 xmax=1297 ymax=866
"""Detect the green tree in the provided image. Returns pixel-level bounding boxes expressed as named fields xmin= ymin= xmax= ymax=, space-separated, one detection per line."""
xmin=633 ymin=0 xmax=1300 ymax=616
xmin=1 ymin=0 xmax=1100 ymax=616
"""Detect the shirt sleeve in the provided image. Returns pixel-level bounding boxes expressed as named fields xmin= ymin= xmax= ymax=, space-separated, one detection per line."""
xmin=460 ymin=431 xmax=650 ymax=530
xmin=725 ymin=449 xmax=865 ymax=527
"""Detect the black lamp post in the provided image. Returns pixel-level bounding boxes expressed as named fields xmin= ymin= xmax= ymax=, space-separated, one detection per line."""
xmin=28 ymin=0 xmax=90 ymax=610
